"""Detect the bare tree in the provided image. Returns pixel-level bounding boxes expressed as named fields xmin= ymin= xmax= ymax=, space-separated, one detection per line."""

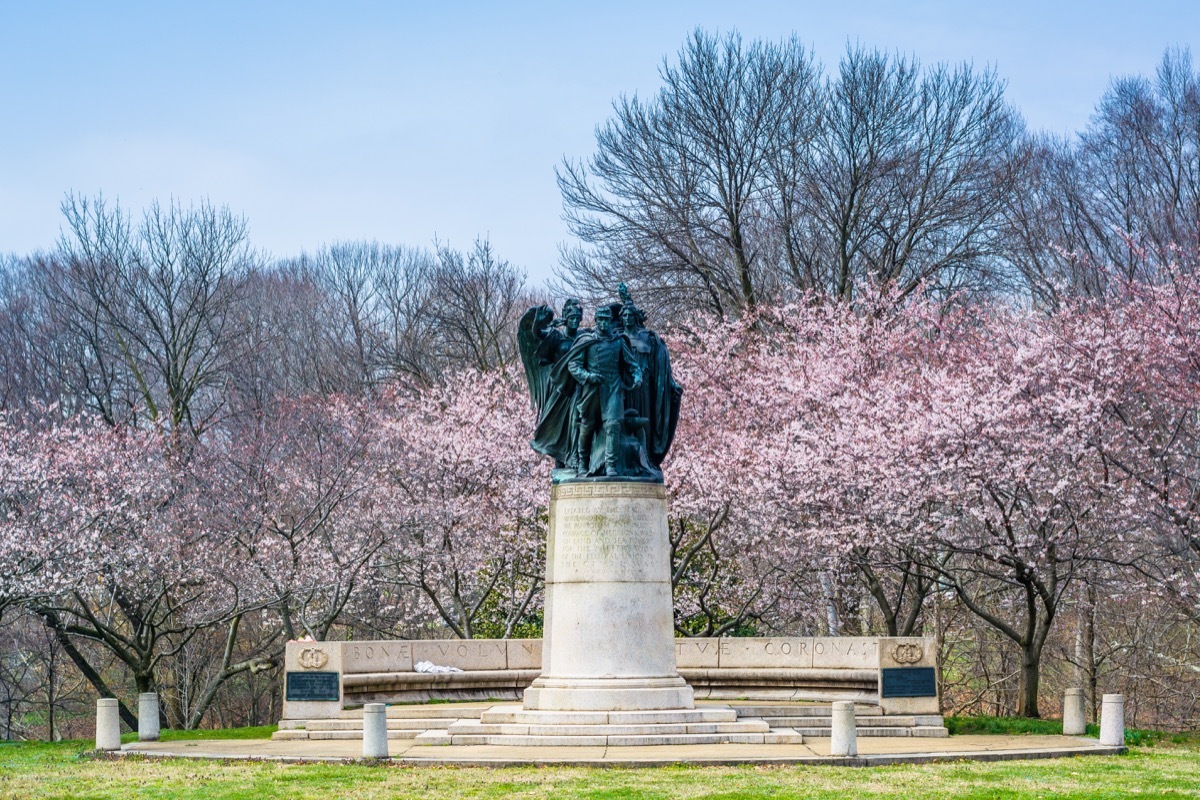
xmin=48 ymin=194 xmax=255 ymax=439
xmin=308 ymin=241 xmax=441 ymax=389
xmin=558 ymin=30 xmax=822 ymax=318
xmin=802 ymin=47 xmax=1023 ymax=302
xmin=0 ymin=256 xmax=67 ymax=414
xmin=430 ymin=238 xmax=528 ymax=372
xmin=225 ymin=262 xmax=347 ymax=409
xmin=316 ymin=241 xmax=451 ymax=387
xmin=239 ymin=240 xmax=512 ymax=396
xmin=1007 ymin=48 xmax=1200 ymax=304
xmin=557 ymin=32 xmax=1022 ymax=316
xmin=1078 ymin=49 xmax=1199 ymax=277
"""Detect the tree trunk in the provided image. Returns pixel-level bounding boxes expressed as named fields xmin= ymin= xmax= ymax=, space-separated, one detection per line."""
xmin=184 ymin=614 xmax=276 ymax=730
xmin=1082 ymin=583 xmax=1098 ymax=719
xmin=856 ymin=559 xmax=898 ymax=636
xmin=726 ymin=212 xmax=756 ymax=312
xmin=1019 ymin=642 xmax=1042 ymax=718
xmin=819 ymin=572 xmax=841 ymax=635
xmin=38 ymin=611 xmax=137 ymax=730
xmin=46 ymin=643 xmax=55 ymax=742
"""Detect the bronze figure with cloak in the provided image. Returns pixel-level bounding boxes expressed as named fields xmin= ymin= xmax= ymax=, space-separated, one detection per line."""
xmin=519 ymin=287 xmax=682 ymax=482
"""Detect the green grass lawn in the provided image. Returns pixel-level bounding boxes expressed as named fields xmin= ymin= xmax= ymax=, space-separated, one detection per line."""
xmin=1 ymin=722 xmax=1198 ymax=800
xmin=945 ymin=715 xmax=1200 ymax=747
xmin=120 ymin=725 xmax=279 ymax=744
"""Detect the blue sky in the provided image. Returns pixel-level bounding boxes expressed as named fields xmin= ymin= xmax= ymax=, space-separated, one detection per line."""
xmin=1 ymin=1 xmax=1195 ymax=283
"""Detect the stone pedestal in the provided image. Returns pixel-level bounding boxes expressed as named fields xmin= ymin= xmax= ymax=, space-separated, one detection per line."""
xmin=878 ymin=637 xmax=940 ymax=716
xmin=362 ymin=703 xmax=389 ymax=758
xmin=523 ymin=481 xmax=693 ymax=712
xmin=280 ymin=641 xmax=343 ymax=722
xmin=1100 ymin=693 xmax=1125 ymax=746
xmin=95 ymin=698 xmax=121 ymax=751
xmin=830 ymin=700 xmax=858 ymax=756
xmin=1063 ymin=688 xmax=1087 ymax=735
xmin=138 ymin=692 xmax=160 ymax=741
xmin=418 ymin=480 xmax=799 ymax=745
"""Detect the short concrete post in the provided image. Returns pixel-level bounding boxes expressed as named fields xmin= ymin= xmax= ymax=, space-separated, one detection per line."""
xmin=362 ymin=702 xmax=389 ymax=758
xmin=1100 ymin=693 xmax=1125 ymax=746
xmin=1062 ymin=688 xmax=1087 ymax=735
xmin=95 ymin=698 xmax=121 ymax=751
xmin=830 ymin=700 xmax=858 ymax=756
xmin=138 ymin=692 xmax=160 ymax=741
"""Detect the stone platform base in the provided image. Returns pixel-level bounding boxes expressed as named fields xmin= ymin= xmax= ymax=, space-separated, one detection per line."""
xmin=735 ymin=704 xmax=949 ymax=738
xmin=128 ymin=733 xmax=1125 ymax=766
xmin=412 ymin=704 xmax=802 ymax=746
xmin=522 ymin=676 xmax=694 ymax=712
xmin=274 ymin=701 xmax=951 ymax=746
xmin=273 ymin=703 xmax=471 ymax=741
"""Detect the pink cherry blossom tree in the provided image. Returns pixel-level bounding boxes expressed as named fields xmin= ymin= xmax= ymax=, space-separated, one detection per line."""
xmin=667 ymin=317 xmax=830 ymax=635
xmin=370 ymin=370 xmax=549 ymax=639
xmin=0 ymin=413 xmax=243 ymax=729
xmin=195 ymin=395 xmax=387 ymax=645
xmin=1077 ymin=265 xmax=1200 ymax=619
xmin=665 ymin=290 xmax=1143 ymax=716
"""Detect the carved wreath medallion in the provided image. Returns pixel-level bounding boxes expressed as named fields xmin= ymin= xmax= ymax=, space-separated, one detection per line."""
xmin=298 ymin=647 xmax=329 ymax=669
xmin=890 ymin=642 xmax=924 ymax=664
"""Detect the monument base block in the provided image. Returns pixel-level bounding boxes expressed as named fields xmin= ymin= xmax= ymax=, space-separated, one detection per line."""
xmin=523 ymin=675 xmax=694 ymax=712
xmin=524 ymin=480 xmax=694 ymax=713
xmin=420 ymin=703 xmax=803 ymax=746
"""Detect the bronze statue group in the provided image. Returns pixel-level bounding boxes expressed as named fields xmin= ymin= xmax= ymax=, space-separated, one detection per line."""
xmin=518 ymin=285 xmax=681 ymax=481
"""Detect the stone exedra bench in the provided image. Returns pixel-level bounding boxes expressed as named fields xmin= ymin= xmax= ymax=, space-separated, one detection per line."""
xmin=280 ymin=635 xmax=939 ymax=724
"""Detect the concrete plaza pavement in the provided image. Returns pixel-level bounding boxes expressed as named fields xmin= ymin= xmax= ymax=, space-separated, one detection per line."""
xmin=120 ymin=734 xmax=1124 ymax=766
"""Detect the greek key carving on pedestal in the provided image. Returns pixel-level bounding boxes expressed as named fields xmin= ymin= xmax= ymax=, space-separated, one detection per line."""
xmin=298 ymin=647 xmax=329 ymax=669
xmin=554 ymin=482 xmax=665 ymax=500
xmin=890 ymin=642 xmax=924 ymax=664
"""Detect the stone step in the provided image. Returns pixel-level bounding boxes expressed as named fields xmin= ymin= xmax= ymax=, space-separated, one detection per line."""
xmin=478 ymin=707 xmax=739 ymax=726
xmin=732 ymin=704 xmax=881 ymax=718
xmin=446 ymin=720 xmax=771 ymax=737
xmin=306 ymin=718 xmax=455 ymax=731
xmin=791 ymin=725 xmax=949 ymax=738
xmin=413 ymin=730 xmax=454 ymax=745
xmin=415 ymin=731 xmax=803 ymax=747
xmin=338 ymin=705 xmax=486 ymax=720
xmin=760 ymin=715 xmax=917 ymax=728
xmin=790 ymin=726 xmax=906 ymax=738
xmin=307 ymin=729 xmax=424 ymax=740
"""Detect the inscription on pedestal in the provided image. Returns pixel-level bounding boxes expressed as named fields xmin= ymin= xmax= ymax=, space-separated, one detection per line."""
xmin=675 ymin=638 xmax=730 ymax=668
xmin=812 ymin=637 xmax=878 ymax=669
xmin=880 ymin=667 xmax=937 ymax=698
xmin=552 ymin=495 xmax=663 ymax=582
xmin=344 ymin=641 xmax=412 ymax=674
xmin=285 ymin=671 xmax=340 ymax=701
xmin=720 ymin=637 xmax=815 ymax=668
xmin=412 ymin=640 xmax=507 ymax=670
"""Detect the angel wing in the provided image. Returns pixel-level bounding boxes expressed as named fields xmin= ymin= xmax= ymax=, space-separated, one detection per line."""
xmin=517 ymin=305 xmax=556 ymax=413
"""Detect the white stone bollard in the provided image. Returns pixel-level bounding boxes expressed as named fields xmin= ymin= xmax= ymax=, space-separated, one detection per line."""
xmin=830 ymin=700 xmax=858 ymax=756
xmin=95 ymin=698 xmax=121 ymax=751
xmin=1062 ymin=688 xmax=1087 ymax=735
xmin=362 ymin=703 xmax=389 ymax=758
xmin=1100 ymin=693 xmax=1125 ymax=746
xmin=138 ymin=692 xmax=160 ymax=741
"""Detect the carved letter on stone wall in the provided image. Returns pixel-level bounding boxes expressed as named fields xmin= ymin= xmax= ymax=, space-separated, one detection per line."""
xmin=890 ymin=643 xmax=924 ymax=664
xmin=298 ymin=647 xmax=329 ymax=670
